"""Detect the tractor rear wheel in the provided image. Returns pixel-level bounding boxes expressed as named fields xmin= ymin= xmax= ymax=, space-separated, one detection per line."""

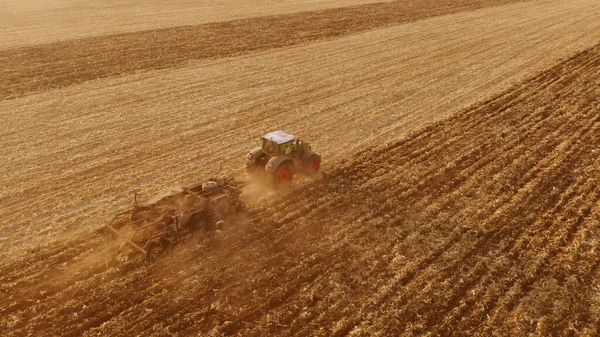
xmin=304 ymin=155 xmax=321 ymax=175
xmin=274 ymin=162 xmax=294 ymax=185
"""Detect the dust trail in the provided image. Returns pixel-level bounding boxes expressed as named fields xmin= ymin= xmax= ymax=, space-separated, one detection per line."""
xmin=141 ymin=183 xmax=183 ymax=205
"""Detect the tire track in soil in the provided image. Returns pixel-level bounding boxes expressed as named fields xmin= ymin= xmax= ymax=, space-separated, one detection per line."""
xmin=0 ymin=0 xmax=532 ymax=100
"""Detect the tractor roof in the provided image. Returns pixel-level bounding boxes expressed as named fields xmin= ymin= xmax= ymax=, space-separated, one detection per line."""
xmin=263 ymin=131 xmax=295 ymax=144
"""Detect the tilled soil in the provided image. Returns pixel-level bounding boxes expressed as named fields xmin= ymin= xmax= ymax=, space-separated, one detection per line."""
xmin=2 ymin=40 xmax=599 ymax=337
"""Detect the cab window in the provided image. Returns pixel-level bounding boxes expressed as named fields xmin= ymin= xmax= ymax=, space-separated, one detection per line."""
xmin=262 ymin=138 xmax=276 ymax=154
xmin=280 ymin=141 xmax=294 ymax=154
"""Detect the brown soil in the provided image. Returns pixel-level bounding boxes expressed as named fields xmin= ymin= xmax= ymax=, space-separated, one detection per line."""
xmin=2 ymin=40 xmax=599 ymax=337
xmin=0 ymin=0 xmax=531 ymax=100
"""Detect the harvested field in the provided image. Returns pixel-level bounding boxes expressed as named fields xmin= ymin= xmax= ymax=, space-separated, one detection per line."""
xmin=0 ymin=0 xmax=389 ymax=49
xmin=2 ymin=38 xmax=599 ymax=337
xmin=0 ymin=0 xmax=531 ymax=99
xmin=2 ymin=0 xmax=600 ymax=258
xmin=2 ymin=0 xmax=600 ymax=335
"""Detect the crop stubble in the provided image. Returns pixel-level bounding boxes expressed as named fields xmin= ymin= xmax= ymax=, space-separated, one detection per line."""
xmin=0 ymin=0 xmax=531 ymax=100
xmin=2 ymin=0 xmax=600 ymax=259
xmin=2 ymin=0 xmax=600 ymax=335
xmin=2 ymin=38 xmax=599 ymax=336
xmin=0 ymin=0 xmax=388 ymax=49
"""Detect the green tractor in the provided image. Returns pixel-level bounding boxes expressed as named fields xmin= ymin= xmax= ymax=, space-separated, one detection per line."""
xmin=246 ymin=131 xmax=321 ymax=185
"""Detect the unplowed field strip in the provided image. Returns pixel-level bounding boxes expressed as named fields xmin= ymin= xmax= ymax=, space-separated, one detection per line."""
xmin=0 ymin=0 xmax=388 ymax=49
xmin=0 ymin=0 xmax=531 ymax=100
xmin=2 ymin=0 xmax=600 ymax=262
xmin=2 ymin=39 xmax=599 ymax=337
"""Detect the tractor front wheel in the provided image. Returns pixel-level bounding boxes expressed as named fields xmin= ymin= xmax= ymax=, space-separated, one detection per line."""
xmin=274 ymin=162 xmax=294 ymax=185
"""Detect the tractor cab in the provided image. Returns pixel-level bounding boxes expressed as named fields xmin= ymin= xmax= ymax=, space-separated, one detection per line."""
xmin=261 ymin=131 xmax=295 ymax=156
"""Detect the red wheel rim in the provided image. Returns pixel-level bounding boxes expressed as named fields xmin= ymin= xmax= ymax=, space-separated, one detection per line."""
xmin=309 ymin=159 xmax=319 ymax=171
xmin=278 ymin=168 xmax=291 ymax=184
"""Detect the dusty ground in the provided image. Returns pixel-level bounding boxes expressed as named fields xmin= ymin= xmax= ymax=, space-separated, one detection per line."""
xmin=1 ymin=0 xmax=600 ymax=336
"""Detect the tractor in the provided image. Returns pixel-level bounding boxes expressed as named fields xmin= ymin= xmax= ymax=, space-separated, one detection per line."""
xmin=246 ymin=131 xmax=321 ymax=184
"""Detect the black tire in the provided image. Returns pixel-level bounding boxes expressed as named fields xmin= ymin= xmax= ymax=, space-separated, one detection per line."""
xmin=273 ymin=161 xmax=295 ymax=185
xmin=247 ymin=153 xmax=268 ymax=172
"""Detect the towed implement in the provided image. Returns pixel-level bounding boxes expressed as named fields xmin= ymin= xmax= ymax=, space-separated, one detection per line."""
xmin=105 ymin=178 xmax=244 ymax=254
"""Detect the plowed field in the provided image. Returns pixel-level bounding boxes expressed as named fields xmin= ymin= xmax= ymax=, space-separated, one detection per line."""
xmin=3 ymin=37 xmax=599 ymax=337
xmin=2 ymin=0 xmax=600 ymax=336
